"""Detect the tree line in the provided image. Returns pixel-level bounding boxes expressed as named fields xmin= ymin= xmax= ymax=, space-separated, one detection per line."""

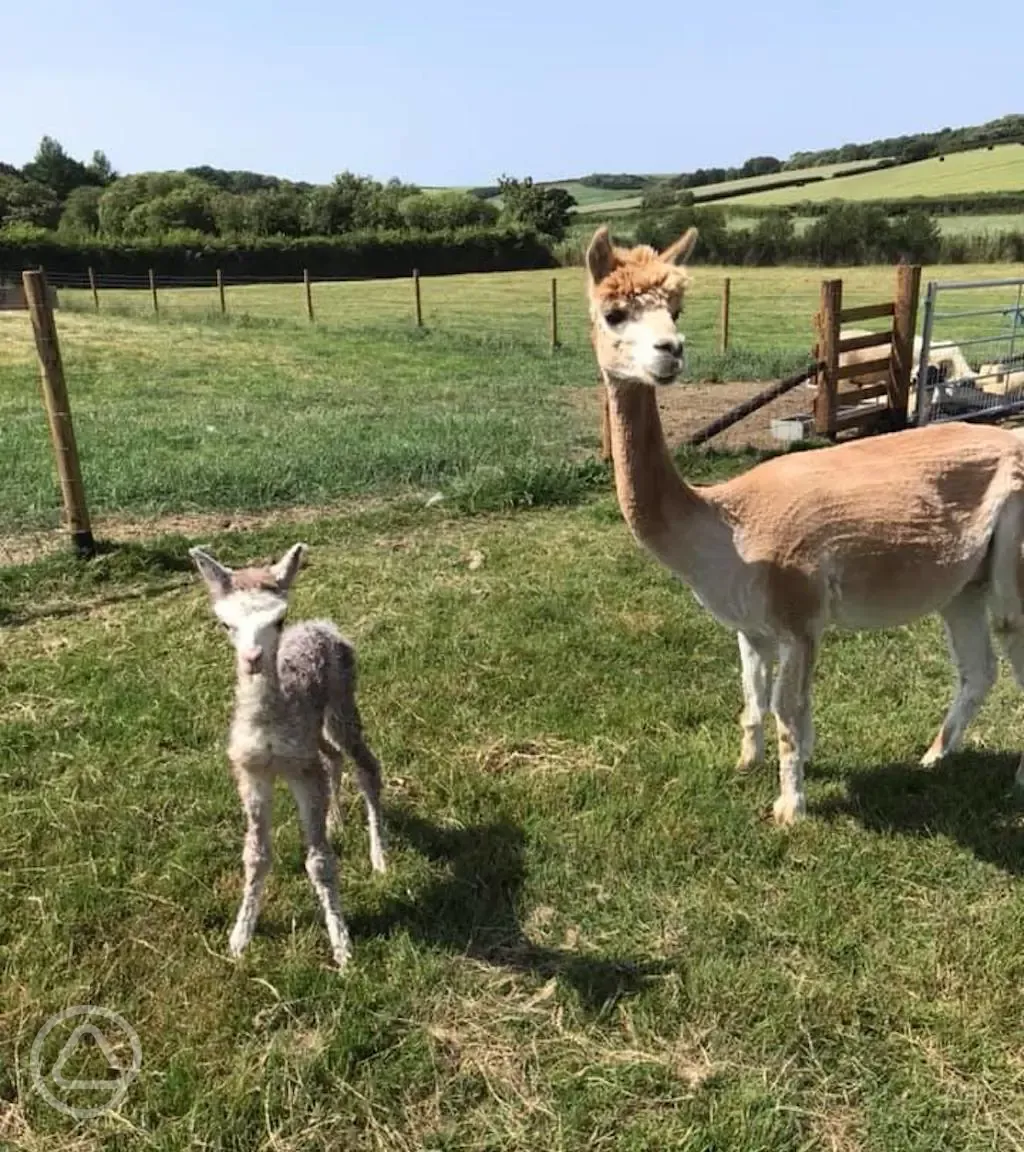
xmin=0 ymin=139 xmax=576 ymax=244
xmin=627 ymin=201 xmax=1024 ymax=267
xmin=577 ymin=113 xmax=1023 ymax=193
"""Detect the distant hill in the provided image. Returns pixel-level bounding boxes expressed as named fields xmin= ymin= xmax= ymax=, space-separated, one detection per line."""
xmin=483 ymin=113 xmax=1024 ymax=217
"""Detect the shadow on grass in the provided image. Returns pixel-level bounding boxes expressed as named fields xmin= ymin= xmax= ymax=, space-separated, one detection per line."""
xmin=0 ymin=539 xmax=194 ymax=627
xmin=816 ymin=751 xmax=1024 ymax=874
xmin=351 ymin=808 xmax=673 ymax=1016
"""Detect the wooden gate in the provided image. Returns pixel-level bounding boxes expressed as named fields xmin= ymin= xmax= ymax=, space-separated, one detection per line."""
xmin=813 ymin=264 xmax=921 ymax=439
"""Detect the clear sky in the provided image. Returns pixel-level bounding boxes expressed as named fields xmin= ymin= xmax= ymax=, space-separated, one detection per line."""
xmin=3 ymin=0 xmax=1019 ymax=186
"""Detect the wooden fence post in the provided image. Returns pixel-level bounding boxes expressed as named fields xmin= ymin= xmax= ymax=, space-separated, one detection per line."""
xmin=550 ymin=277 xmax=559 ymax=350
xmin=813 ymin=278 xmax=842 ymax=438
xmin=217 ymin=269 xmax=226 ymax=315
xmin=149 ymin=268 xmax=158 ymax=314
xmin=890 ymin=263 xmax=921 ymax=428
xmin=88 ymin=266 xmax=99 ymax=312
xmin=720 ymin=277 xmax=731 ymax=353
xmin=22 ymin=270 xmax=95 ymax=558
xmin=413 ymin=269 xmax=423 ymax=327
xmin=304 ymin=269 xmax=314 ymax=321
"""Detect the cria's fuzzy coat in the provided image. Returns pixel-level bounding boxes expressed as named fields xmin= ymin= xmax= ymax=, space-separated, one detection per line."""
xmin=189 ymin=542 xmax=386 ymax=969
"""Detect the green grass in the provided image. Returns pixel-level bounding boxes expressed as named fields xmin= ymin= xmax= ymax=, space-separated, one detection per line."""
xmin=536 ymin=161 xmax=893 ymax=218
xmin=4 ymin=261 xmax=1021 ymax=538
xmin=934 ymin=213 xmax=1024 ymax=236
xmin=6 ymin=497 xmax=1024 ymax=1149
xmin=7 ymin=261 xmax=1024 ymax=1147
xmin=724 ymin=144 xmax=1024 ymax=206
xmin=725 ymin=212 xmax=1024 ymax=238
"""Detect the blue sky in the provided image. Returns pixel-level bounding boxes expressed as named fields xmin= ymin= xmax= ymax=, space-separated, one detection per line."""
xmin=3 ymin=0 xmax=1019 ymax=186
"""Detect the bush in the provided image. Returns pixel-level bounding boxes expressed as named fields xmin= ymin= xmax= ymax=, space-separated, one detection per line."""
xmin=497 ymin=177 xmax=575 ymax=240
xmin=399 ymin=191 xmax=498 ymax=231
xmin=0 ymin=225 xmax=556 ymax=280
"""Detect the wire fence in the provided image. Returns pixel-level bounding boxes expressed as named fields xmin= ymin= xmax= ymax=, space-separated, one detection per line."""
xmin=914 ymin=276 xmax=1024 ymax=424
xmin=3 ymin=262 xmax=1023 ymax=568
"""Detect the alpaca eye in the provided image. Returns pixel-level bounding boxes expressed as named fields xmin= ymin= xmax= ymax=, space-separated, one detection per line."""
xmin=605 ymin=308 xmax=628 ymax=327
xmin=670 ymin=307 xmax=681 ymax=323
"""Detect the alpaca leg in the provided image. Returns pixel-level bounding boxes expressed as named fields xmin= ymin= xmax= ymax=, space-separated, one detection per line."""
xmin=736 ymin=632 xmax=775 ymax=771
xmin=228 ymin=770 xmax=273 ymax=958
xmin=771 ymin=634 xmax=817 ymax=826
xmin=344 ymin=708 xmax=387 ymax=874
xmin=319 ymin=742 xmax=344 ymax=838
xmin=991 ymin=617 xmax=1024 ymax=791
xmin=289 ymin=766 xmax=352 ymax=969
xmin=325 ymin=705 xmax=387 ymax=874
xmin=921 ymin=585 xmax=996 ymax=766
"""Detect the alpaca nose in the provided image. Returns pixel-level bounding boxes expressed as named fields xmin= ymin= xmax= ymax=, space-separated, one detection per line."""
xmin=240 ymin=646 xmax=263 ymax=673
xmin=655 ymin=336 xmax=683 ymax=357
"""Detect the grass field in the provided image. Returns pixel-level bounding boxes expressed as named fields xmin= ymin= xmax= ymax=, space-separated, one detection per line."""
xmin=724 ymin=212 xmax=1024 ymax=238
xmin=7 ymin=492 xmax=1024 ymax=1149
xmin=553 ymin=160 xmax=892 ymax=217
xmin=3 ymin=262 xmax=1021 ymax=541
xmin=723 ymin=145 xmax=1024 ymax=207
xmin=7 ymin=264 xmax=1024 ymax=1147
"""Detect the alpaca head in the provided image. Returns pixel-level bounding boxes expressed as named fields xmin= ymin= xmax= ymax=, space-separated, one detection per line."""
xmin=585 ymin=225 xmax=698 ymax=388
xmin=189 ymin=542 xmax=307 ymax=677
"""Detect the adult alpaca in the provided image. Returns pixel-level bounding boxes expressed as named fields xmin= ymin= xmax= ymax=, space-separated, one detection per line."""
xmin=586 ymin=223 xmax=1024 ymax=824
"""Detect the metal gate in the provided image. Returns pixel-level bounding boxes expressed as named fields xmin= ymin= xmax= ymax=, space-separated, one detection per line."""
xmin=914 ymin=275 xmax=1024 ymax=425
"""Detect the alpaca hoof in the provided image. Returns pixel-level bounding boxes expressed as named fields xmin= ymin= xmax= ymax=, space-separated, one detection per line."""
xmin=228 ymin=927 xmax=251 ymax=958
xmin=772 ymin=792 xmax=806 ymax=826
xmin=370 ymin=850 xmax=387 ymax=874
xmin=333 ymin=944 xmax=352 ymax=970
xmin=920 ymin=745 xmax=945 ymax=767
xmin=735 ymin=755 xmax=761 ymax=774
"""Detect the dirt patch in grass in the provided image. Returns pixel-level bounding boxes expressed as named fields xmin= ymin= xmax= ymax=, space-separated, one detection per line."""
xmin=569 ymin=379 xmax=815 ymax=451
xmin=0 ymin=495 xmax=417 ymax=568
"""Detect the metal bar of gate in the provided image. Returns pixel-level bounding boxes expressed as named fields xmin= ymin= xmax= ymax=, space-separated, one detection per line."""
xmin=915 ymin=281 xmax=938 ymax=427
xmin=1008 ymin=283 xmax=1023 ymax=366
xmin=929 ymin=277 xmax=1024 ymax=291
xmin=936 ymin=333 xmax=1022 ymax=352
xmin=932 ymin=305 xmax=1024 ymax=322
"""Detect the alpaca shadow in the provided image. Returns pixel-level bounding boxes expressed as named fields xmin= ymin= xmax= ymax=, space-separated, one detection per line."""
xmin=815 ymin=750 xmax=1024 ymax=875
xmin=351 ymin=808 xmax=672 ymax=1015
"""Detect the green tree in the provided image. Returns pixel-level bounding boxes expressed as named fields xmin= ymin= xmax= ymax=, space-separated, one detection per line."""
xmin=399 ymin=190 xmax=498 ymax=231
xmin=496 ymin=176 xmax=575 ymax=239
xmin=22 ymin=136 xmax=93 ymax=199
xmin=86 ymin=150 xmax=116 ymax=186
xmin=889 ymin=210 xmax=941 ymax=264
xmin=245 ymin=187 xmax=304 ymax=236
xmin=58 ymin=185 xmax=103 ymax=235
xmin=0 ymin=175 xmax=61 ymax=228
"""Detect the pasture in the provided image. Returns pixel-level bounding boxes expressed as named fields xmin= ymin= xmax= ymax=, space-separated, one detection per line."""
xmin=5 ymin=262 xmax=1024 ymax=1149
xmin=542 ymin=159 xmax=892 ymax=216
xmin=724 ymin=145 xmax=1024 ymax=207
xmin=4 ymin=262 xmax=1021 ymax=542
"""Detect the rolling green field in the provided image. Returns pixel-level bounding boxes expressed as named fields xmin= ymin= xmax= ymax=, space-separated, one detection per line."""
xmin=724 ymin=145 xmax=1024 ymax=207
xmin=543 ymin=159 xmax=892 ymax=217
xmin=6 ymin=264 xmax=1024 ymax=1148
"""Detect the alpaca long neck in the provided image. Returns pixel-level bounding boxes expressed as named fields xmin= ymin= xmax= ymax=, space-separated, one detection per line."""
xmin=605 ymin=377 xmax=721 ymax=581
xmin=233 ymin=662 xmax=282 ymax=726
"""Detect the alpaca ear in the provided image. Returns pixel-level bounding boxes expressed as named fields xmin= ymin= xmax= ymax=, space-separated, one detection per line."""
xmin=586 ymin=226 xmax=617 ymax=284
xmin=660 ymin=226 xmax=698 ymax=266
xmin=271 ymin=543 xmax=307 ymax=591
xmin=189 ymin=547 xmax=232 ymax=600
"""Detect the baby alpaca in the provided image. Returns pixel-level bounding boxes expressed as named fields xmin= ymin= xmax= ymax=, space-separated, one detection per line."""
xmin=189 ymin=541 xmax=386 ymax=970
